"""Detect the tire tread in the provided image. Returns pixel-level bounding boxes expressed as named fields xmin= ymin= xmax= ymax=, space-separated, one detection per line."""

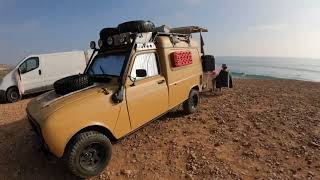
xmin=64 ymin=131 xmax=111 ymax=178
xmin=183 ymin=89 xmax=199 ymax=114
xmin=54 ymin=74 xmax=93 ymax=95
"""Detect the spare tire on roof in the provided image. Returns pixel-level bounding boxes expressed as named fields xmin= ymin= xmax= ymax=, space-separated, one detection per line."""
xmin=99 ymin=28 xmax=119 ymax=40
xmin=54 ymin=74 xmax=93 ymax=95
xmin=118 ymin=20 xmax=155 ymax=33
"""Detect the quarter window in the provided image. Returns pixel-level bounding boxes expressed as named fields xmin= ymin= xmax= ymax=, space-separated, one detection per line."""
xmin=131 ymin=53 xmax=159 ymax=80
xmin=19 ymin=57 xmax=39 ymax=74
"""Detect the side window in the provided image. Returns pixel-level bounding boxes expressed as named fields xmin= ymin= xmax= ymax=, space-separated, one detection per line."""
xmin=19 ymin=57 xmax=39 ymax=74
xmin=19 ymin=61 xmax=27 ymax=74
xmin=131 ymin=53 xmax=159 ymax=80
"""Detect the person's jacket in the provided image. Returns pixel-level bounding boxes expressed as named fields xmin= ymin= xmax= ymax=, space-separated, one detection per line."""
xmin=215 ymin=70 xmax=233 ymax=88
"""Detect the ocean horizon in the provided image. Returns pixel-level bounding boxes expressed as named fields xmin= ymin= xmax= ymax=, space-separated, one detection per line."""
xmin=216 ymin=56 xmax=320 ymax=82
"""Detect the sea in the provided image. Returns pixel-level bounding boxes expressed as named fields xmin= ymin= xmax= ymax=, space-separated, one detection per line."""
xmin=216 ymin=56 xmax=320 ymax=82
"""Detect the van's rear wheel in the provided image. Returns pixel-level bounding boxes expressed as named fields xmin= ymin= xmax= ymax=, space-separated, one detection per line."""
xmin=183 ymin=89 xmax=199 ymax=114
xmin=64 ymin=131 xmax=112 ymax=178
xmin=6 ymin=87 xmax=21 ymax=103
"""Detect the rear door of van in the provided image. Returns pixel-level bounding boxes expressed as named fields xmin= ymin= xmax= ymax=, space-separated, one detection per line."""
xmin=19 ymin=56 xmax=46 ymax=94
xmin=41 ymin=52 xmax=87 ymax=90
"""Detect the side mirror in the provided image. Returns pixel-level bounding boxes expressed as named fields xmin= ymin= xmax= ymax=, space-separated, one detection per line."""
xmin=136 ymin=69 xmax=147 ymax=78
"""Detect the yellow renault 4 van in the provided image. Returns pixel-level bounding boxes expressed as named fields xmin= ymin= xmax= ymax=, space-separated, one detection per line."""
xmin=27 ymin=20 xmax=209 ymax=178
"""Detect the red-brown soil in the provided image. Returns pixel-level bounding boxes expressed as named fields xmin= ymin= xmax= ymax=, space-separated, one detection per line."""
xmin=0 ymin=79 xmax=319 ymax=179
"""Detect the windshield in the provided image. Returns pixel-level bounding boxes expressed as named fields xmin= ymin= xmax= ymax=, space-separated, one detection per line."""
xmin=87 ymin=53 xmax=126 ymax=76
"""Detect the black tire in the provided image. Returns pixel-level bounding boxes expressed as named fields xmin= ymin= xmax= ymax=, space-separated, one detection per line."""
xmin=183 ymin=89 xmax=199 ymax=114
xmin=6 ymin=87 xmax=21 ymax=103
xmin=54 ymin=74 xmax=93 ymax=95
xmin=118 ymin=20 xmax=155 ymax=33
xmin=202 ymin=55 xmax=215 ymax=72
xmin=64 ymin=131 xmax=112 ymax=178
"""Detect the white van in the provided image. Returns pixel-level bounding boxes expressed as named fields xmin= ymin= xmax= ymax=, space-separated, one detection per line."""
xmin=0 ymin=50 xmax=93 ymax=103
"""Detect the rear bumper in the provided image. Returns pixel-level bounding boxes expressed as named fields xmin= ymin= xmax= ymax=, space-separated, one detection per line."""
xmin=0 ymin=90 xmax=6 ymax=103
xmin=27 ymin=112 xmax=57 ymax=160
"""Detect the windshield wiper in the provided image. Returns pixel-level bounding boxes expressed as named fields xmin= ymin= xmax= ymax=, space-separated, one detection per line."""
xmin=99 ymin=65 xmax=106 ymax=74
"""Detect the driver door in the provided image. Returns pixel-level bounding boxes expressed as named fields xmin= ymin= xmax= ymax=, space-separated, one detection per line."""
xmin=126 ymin=52 xmax=169 ymax=129
xmin=19 ymin=57 xmax=45 ymax=93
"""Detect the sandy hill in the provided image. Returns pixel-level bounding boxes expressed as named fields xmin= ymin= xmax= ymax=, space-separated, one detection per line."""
xmin=0 ymin=64 xmax=11 ymax=78
xmin=0 ymin=64 xmax=10 ymax=71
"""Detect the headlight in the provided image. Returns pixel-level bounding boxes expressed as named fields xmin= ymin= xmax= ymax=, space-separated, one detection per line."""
xmin=98 ymin=39 xmax=103 ymax=48
xmin=107 ymin=37 xmax=113 ymax=46
xmin=119 ymin=34 xmax=126 ymax=43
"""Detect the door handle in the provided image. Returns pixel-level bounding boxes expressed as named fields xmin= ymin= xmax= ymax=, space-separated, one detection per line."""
xmin=157 ymin=80 xmax=165 ymax=84
xmin=38 ymin=69 xmax=42 ymax=75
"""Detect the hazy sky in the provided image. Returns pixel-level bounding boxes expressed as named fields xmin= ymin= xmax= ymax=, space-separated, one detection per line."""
xmin=0 ymin=0 xmax=319 ymax=65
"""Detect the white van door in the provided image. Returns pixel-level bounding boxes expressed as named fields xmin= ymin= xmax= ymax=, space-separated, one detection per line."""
xmin=41 ymin=52 xmax=87 ymax=89
xmin=18 ymin=57 xmax=45 ymax=94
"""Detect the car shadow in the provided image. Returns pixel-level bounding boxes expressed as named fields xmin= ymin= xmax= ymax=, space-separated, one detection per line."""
xmin=156 ymin=105 xmax=188 ymax=121
xmin=0 ymin=117 xmax=82 ymax=180
xmin=161 ymin=110 xmax=186 ymax=119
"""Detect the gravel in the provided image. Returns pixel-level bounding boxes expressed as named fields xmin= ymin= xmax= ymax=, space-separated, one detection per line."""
xmin=0 ymin=79 xmax=319 ymax=179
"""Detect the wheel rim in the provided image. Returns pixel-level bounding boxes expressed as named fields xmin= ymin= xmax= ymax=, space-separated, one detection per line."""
xmin=10 ymin=91 xmax=19 ymax=101
xmin=191 ymin=94 xmax=199 ymax=109
xmin=79 ymin=143 xmax=106 ymax=171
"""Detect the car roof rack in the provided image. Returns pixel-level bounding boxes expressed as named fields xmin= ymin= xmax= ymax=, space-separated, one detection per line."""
xmin=151 ymin=26 xmax=207 ymax=42
xmin=151 ymin=32 xmax=191 ymax=44
xmin=170 ymin=26 xmax=208 ymax=34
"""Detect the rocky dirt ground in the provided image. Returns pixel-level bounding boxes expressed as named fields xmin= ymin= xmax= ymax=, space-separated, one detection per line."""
xmin=0 ymin=79 xmax=319 ymax=180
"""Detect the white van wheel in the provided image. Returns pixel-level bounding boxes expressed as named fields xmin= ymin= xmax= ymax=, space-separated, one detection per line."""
xmin=6 ymin=87 xmax=21 ymax=103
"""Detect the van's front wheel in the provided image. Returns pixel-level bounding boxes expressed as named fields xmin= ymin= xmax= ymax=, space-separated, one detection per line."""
xmin=6 ymin=87 xmax=21 ymax=103
xmin=183 ymin=89 xmax=199 ymax=114
xmin=64 ymin=131 xmax=112 ymax=178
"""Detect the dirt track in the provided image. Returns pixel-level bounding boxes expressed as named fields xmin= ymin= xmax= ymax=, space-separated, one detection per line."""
xmin=0 ymin=79 xmax=320 ymax=179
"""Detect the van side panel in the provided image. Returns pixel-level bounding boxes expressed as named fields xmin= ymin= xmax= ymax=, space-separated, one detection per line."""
xmin=157 ymin=36 xmax=202 ymax=109
xmin=41 ymin=51 xmax=87 ymax=89
xmin=166 ymin=49 xmax=202 ymax=109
